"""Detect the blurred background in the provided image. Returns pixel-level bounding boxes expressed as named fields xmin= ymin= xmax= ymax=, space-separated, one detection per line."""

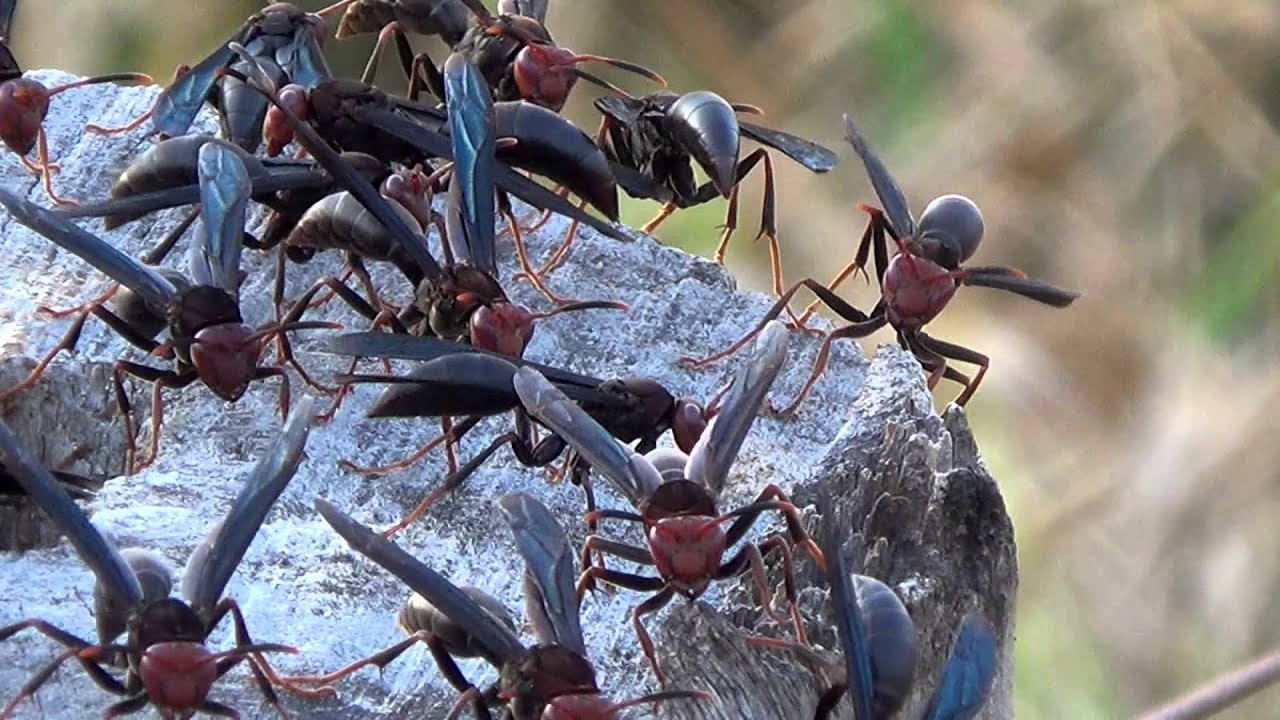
xmin=13 ymin=0 xmax=1280 ymax=716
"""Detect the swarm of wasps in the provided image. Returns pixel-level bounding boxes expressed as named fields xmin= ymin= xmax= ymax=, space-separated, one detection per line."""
xmin=0 ymin=1 xmax=1078 ymax=718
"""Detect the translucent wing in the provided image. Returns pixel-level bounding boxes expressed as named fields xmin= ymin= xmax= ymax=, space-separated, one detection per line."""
xmin=357 ymin=354 xmax=525 ymax=419
xmin=152 ymin=27 xmax=248 ymax=138
xmin=444 ymin=52 xmax=498 ymax=276
xmin=0 ymin=0 xmax=16 ymax=48
xmin=513 ymin=367 xmax=650 ymax=506
xmin=961 ymin=270 xmax=1081 ymax=308
xmin=842 ymin=113 xmax=915 ymax=240
xmin=323 ymin=332 xmax=606 ymax=390
xmin=817 ymin=486 xmax=876 ymax=720
xmin=0 ymin=418 xmax=143 ymax=614
xmin=282 ymin=19 xmax=332 ymax=89
xmin=190 ymin=141 xmax=250 ymax=292
xmin=685 ymin=320 xmax=788 ymax=495
xmin=923 ymin=614 xmax=998 ymax=720
xmin=499 ymin=0 xmax=548 ymax=23
xmin=316 ymin=498 xmax=527 ymax=664
xmin=594 ymin=95 xmax=650 ymax=125
xmin=0 ymin=189 xmax=177 ymax=311
xmin=740 ymin=121 xmax=838 ymax=173
xmin=0 ymin=466 xmax=101 ymax=501
xmin=59 ymin=166 xmax=325 ymax=228
xmin=181 ymin=396 xmax=314 ymax=616
xmin=498 ymin=492 xmax=585 ymax=657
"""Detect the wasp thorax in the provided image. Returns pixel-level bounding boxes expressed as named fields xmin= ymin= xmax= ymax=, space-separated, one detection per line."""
xmin=882 ymin=253 xmax=958 ymax=331
xmin=645 ymin=447 xmax=690 ymax=484
xmin=915 ymin=193 xmax=984 ymax=269
xmin=95 ymin=548 xmax=174 ymax=644
xmin=648 ymin=516 xmax=723 ymax=597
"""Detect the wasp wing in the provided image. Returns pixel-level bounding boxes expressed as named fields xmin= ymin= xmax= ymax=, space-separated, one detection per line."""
xmin=498 ymin=492 xmax=585 ymax=657
xmin=316 ymin=498 xmax=527 ymax=664
xmin=499 ymin=0 xmax=548 ymax=23
xmin=922 ymin=614 xmax=998 ymax=720
xmin=0 ymin=40 xmax=17 ymax=82
xmin=594 ymin=95 xmax=650 ymax=125
xmin=152 ymin=24 xmax=251 ymax=138
xmin=685 ymin=320 xmax=788 ymax=495
xmin=190 ymin=141 xmax=250 ymax=293
xmin=281 ymin=18 xmax=332 ymax=89
xmin=0 ymin=466 xmax=102 ymax=501
xmin=961 ymin=270 xmax=1080 ymax=308
xmin=740 ymin=120 xmax=838 ymax=173
xmin=0 ymin=0 xmax=17 ymax=74
xmin=323 ymin=332 xmax=607 ymax=390
xmin=444 ymin=53 xmax=498 ymax=276
xmin=0 ymin=419 xmax=143 ymax=616
xmin=514 ymin=367 xmax=650 ymax=506
xmin=817 ymin=485 xmax=876 ymax=720
xmin=358 ymin=355 xmax=523 ymax=419
xmin=60 ymin=167 xmax=326 ymax=229
xmin=181 ymin=396 xmax=314 ymax=617
xmin=0 ymin=189 xmax=177 ymax=311
xmin=842 ymin=113 xmax=915 ymax=240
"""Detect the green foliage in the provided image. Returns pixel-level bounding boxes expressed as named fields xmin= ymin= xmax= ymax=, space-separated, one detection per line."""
xmin=1014 ymin=585 xmax=1122 ymax=717
xmin=862 ymin=0 xmax=941 ymax=136
xmin=620 ymin=196 xmax=723 ymax=256
xmin=1185 ymin=173 xmax=1280 ymax=347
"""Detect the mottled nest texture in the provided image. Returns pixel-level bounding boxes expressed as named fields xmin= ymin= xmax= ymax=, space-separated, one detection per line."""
xmin=0 ymin=72 xmax=1014 ymax=719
